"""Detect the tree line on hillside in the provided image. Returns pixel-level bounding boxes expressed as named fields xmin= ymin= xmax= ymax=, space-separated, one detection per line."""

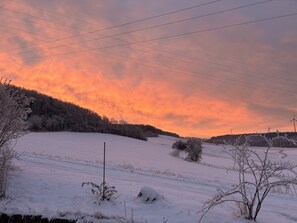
xmin=207 ymin=132 xmax=297 ymax=148
xmin=13 ymin=87 xmax=179 ymax=140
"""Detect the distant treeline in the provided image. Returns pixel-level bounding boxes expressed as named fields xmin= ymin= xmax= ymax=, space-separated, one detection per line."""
xmin=207 ymin=132 xmax=297 ymax=147
xmin=13 ymin=86 xmax=179 ymax=140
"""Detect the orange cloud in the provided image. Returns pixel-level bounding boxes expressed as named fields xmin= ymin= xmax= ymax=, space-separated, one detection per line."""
xmin=1 ymin=0 xmax=297 ymax=138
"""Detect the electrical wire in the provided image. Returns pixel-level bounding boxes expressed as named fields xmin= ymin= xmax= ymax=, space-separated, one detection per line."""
xmin=0 ymin=0 xmax=222 ymax=53
xmin=2 ymin=0 xmax=289 ymax=86
xmin=4 ymin=11 xmax=295 ymax=63
xmin=11 ymin=0 xmax=292 ymax=83
xmin=1 ymin=1 xmax=296 ymax=95
xmin=2 ymin=12 xmax=295 ymax=90
xmin=0 ymin=0 xmax=281 ymax=79
xmin=1 ymin=5 xmax=296 ymax=89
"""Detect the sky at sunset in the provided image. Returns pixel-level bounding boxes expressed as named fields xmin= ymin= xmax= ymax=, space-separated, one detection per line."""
xmin=1 ymin=0 xmax=297 ymax=138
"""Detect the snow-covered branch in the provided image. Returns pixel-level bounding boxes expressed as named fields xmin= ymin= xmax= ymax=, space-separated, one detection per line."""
xmin=0 ymin=78 xmax=32 ymax=198
xmin=199 ymin=135 xmax=297 ymax=222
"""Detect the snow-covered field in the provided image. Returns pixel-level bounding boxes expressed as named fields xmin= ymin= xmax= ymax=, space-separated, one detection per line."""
xmin=1 ymin=132 xmax=297 ymax=223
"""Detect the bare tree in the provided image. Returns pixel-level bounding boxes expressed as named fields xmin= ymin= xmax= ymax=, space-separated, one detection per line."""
xmin=0 ymin=78 xmax=32 ymax=198
xmin=198 ymin=135 xmax=297 ymax=222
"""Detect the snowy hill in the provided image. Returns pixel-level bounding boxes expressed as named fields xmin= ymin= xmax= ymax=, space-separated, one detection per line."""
xmin=1 ymin=132 xmax=297 ymax=223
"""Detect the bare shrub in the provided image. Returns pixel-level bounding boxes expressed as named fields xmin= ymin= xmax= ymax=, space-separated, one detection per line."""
xmin=82 ymin=181 xmax=117 ymax=203
xmin=0 ymin=142 xmax=16 ymax=197
xmin=198 ymin=135 xmax=297 ymax=222
xmin=0 ymin=79 xmax=32 ymax=198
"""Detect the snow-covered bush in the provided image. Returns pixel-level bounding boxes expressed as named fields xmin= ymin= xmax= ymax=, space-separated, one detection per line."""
xmin=172 ymin=140 xmax=187 ymax=151
xmin=199 ymin=136 xmax=297 ymax=222
xmin=170 ymin=148 xmax=182 ymax=158
xmin=138 ymin=186 xmax=162 ymax=203
xmin=0 ymin=79 xmax=32 ymax=198
xmin=171 ymin=138 xmax=202 ymax=162
xmin=82 ymin=181 xmax=117 ymax=203
xmin=185 ymin=138 xmax=202 ymax=162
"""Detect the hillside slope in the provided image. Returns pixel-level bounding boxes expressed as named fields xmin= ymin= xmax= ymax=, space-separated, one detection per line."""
xmin=1 ymin=132 xmax=296 ymax=223
xmin=12 ymin=86 xmax=179 ymax=140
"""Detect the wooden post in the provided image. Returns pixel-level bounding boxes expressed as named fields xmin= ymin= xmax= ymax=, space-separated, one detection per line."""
xmin=103 ymin=142 xmax=106 ymax=200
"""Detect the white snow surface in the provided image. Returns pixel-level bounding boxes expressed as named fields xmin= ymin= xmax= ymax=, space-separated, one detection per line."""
xmin=0 ymin=132 xmax=296 ymax=223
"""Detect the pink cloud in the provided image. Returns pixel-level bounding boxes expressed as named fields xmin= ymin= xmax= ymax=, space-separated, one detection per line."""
xmin=1 ymin=0 xmax=296 ymax=137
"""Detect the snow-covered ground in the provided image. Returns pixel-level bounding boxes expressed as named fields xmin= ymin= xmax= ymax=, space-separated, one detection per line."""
xmin=1 ymin=132 xmax=296 ymax=223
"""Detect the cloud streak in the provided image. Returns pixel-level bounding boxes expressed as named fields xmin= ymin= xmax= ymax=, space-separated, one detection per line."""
xmin=1 ymin=0 xmax=297 ymax=137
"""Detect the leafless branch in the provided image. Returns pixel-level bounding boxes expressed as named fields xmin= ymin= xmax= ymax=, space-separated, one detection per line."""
xmin=199 ymin=135 xmax=297 ymax=222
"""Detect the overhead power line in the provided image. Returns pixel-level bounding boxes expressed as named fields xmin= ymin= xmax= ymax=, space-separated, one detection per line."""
xmin=18 ymin=0 xmax=292 ymax=84
xmin=3 ymin=0 xmax=296 ymax=87
xmin=1 ymin=0 xmax=296 ymax=94
xmin=2 ymin=9 xmax=296 ymax=95
xmin=5 ymin=11 xmax=295 ymax=60
xmin=35 ymin=0 xmax=273 ymax=52
xmin=0 ymin=11 xmax=76 ymax=35
xmin=0 ymin=6 xmax=78 ymax=32
xmin=23 ymin=0 xmax=221 ymax=31
xmin=0 ymin=23 xmax=46 ymax=40
xmin=9 ymin=37 xmax=297 ymax=97
xmin=0 ymin=0 xmax=283 ymax=82
xmin=1 ymin=4 xmax=296 ymax=77
xmin=1 ymin=20 xmax=295 ymax=91
xmin=84 ymin=0 xmax=223 ymax=32
xmin=0 ymin=0 xmax=275 ymax=59
xmin=0 ymin=0 xmax=222 ymax=53
xmin=8 ymin=0 xmax=105 ymax=29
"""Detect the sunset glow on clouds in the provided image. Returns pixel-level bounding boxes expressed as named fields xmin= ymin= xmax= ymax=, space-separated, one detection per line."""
xmin=1 ymin=0 xmax=297 ymax=137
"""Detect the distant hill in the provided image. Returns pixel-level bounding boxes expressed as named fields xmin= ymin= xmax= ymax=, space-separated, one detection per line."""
xmin=132 ymin=124 xmax=179 ymax=138
xmin=206 ymin=132 xmax=297 ymax=147
xmin=12 ymin=86 xmax=179 ymax=140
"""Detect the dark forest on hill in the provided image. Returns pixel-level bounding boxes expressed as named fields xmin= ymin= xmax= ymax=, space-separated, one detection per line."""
xmin=12 ymin=86 xmax=179 ymax=141
xmin=207 ymin=132 xmax=297 ymax=148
